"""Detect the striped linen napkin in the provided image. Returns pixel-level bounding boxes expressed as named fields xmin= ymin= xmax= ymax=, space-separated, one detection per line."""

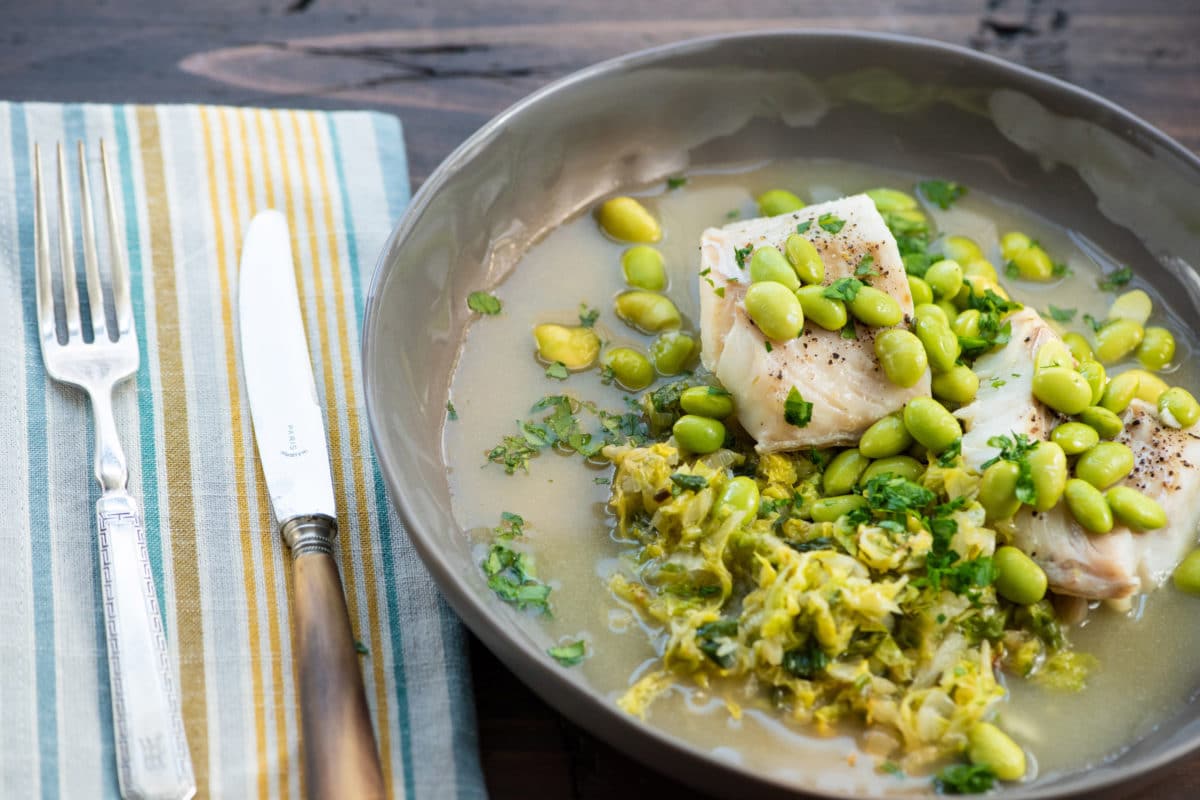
xmin=0 ymin=102 xmax=484 ymax=799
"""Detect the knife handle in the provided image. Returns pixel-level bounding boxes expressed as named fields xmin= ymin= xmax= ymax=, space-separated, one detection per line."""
xmin=284 ymin=516 xmax=386 ymax=800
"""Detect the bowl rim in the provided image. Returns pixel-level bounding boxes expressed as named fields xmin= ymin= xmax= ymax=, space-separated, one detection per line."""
xmin=363 ymin=28 xmax=1200 ymax=799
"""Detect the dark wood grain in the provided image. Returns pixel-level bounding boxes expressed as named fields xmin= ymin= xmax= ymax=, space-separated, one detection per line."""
xmin=5 ymin=1 xmax=1199 ymax=798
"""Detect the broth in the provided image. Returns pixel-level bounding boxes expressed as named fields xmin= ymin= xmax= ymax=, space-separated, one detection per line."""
xmin=442 ymin=159 xmax=1200 ymax=793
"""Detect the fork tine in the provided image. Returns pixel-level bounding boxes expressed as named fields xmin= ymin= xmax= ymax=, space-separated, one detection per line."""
xmin=100 ymin=141 xmax=132 ymax=335
xmin=33 ymin=144 xmax=57 ymax=346
xmin=55 ymin=143 xmax=82 ymax=340
xmin=77 ymin=141 xmax=107 ymax=342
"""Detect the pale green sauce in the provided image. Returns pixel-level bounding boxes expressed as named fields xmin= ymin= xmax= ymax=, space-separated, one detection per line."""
xmin=442 ymin=159 xmax=1200 ymax=794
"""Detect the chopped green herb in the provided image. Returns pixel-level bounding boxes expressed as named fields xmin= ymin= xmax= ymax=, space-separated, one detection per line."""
xmin=937 ymin=438 xmax=962 ymax=467
xmin=824 ymin=277 xmax=864 ymax=303
xmin=855 ymin=253 xmax=878 ymax=277
xmin=548 ymin=640 xmax=587 ymax=666
xmin=446 ymin=401 xmax=458 ymax=421
xmin=764 ymin=340 xmax=773 ymax=353
xmin=696 ymin=618 xmax=739 ymax=668
xmin=840 ymin=319 xmax=858 ymax=340
xmin=707 ymin=386 xmax=731 ymax=397
xmin=1004 ymin=260 xmax=1020 ymax=279
xmin=784 ymin=386 xmax=813 ymax=428
xmin=982 ymin=433 xmax=1040 ymax=505
xmin=782 ymin=642 xmax=828 ymax=678
xmin=725 ymin=209 xmax=740 ymax=220
xmin=486 ymin=434 xmax=541 ymax=474
xmin=1098 ymin=266 xmax=1133 ymax=292
xmin=881 ymin=761 xmax=904 ymax=778
xmin=666 ymin=176 xmax=687 ymax=190
xmin=818 ymin=212 xmax=846 ymax=234
xmin=482 ymin=512 xmax=552 ymax=614
xmin=863 ymin=474 xmax=936 ymax=514
xmin=1082 ymin=312 xmax=1104 ymax=332
xmin=670 ymin=472 xmax=709 ymax=492
xmin=714 ymin=286 xmax=726 ymax=298
xmin=578 ymin=304 xmax=600 ymax=327
xmin=545 ymin=361 xmax=570 ymax=381
xmin=796 ymin=220 xmax=812 ymax=234
xmin=1052 ymin=260 xmax=1072 ymax=278
xmin=1046 ymin=305 xmax=1076 ymax=322
xmin=990 ymin=377 xmax=1006 ymax=389
xmin=734 ymin=245 xmax=753 ymax=269
xmin=593 ymin=476 xmax=611 ymax=485
xmin=467 ymin=291 xmax=502 ymax=315
xmin=917 ymin=179 xmax=967 ymax=210
xmin=934 ymin=763 xmax=996 ymax=794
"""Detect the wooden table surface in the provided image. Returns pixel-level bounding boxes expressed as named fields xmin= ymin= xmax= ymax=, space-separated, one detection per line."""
xmin=5 ymin=1 xmax=1199 ymax=798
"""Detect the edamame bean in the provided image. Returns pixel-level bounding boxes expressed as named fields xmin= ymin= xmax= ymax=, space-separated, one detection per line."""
xmin=859 ymin=414 xmax=914 ymax=459
xmin=1078 ymin=405 xmax=1124 ymax=439
xmin=672 ymin=414 xmax=726 ymax=454
xmin=1029 ymin=441 xmax=1068 ymax=511
xmin=680 ymin=386 xmax=735 ymax=419
xmin=953 ymin=309 xmax=982 ymax=338
xmin=1171 ymin=549 xmax=1200 ymax=596
xmin=914 ymin=310 xmax=961 ymax=373
xmin=1078 ymin=360 xmax=1107 ymax=405
xmin=533 ymin=323 xmax=601 ymax=369
xmin=1137 ymin=327 xmax=1176 ymax=371
xmin=938 ymin=235 xmax=983 ymax=264
xmin=887 ymin=207 xmax=928 ymax=232
xmin=1062 ymin=332 xmax=1093 ymax=364
xmin=784 ymin=234 xmax=825 ymax=285
xmin=1107 ymin=289 xmax=1152 ymax=325
xmin=715 ymin=476 xmax=760 ymax=518
xmin=849 ymin=286 xmax=903 ymax=327
xmin=860 ymin=455 xmax=924 ymax=485
xmin=1075 ymin=442 xmax=1135 ymax=490
xmin=864 ymin=187 xmax=917 ymax=212
xmin=1128 ymin=368 xmax=1169 ymax=404
xmin=795 ymin=285 xmax=848 ymax=331
xmin=962 ymin=276 xmax=1010 ymax=303
xmin=913 ymin=302 xmax=948 ymax=326
xmin=979 ymin=461 xmax=1022 ymax=522
xmin=1035 ymin=340 xmax=1075 ymax=371
xmin=1106 ymin=486 xmax=1167 ymax=531
xmin=745 ymin=282 xmax=804 ymax=340
xmin=925 ymin=259 xmax=964 ymax=299
xmin=1051 ymin=422 xmax=1099 ymax=455
xmin=1032 ymin=367 xmax=1092 ymax=415
xmin=1064 ymin=478 xmax=1114 ymax=534
xmin=936 ymin=299 xmax=959 ymax=320
xmin=994 ymin=546 xmax=1049 ymax=605
xmin=932 ymin=364 xmax=979 ymax=405
xmin=600 ymin=348 xmax=654 ymax=391
xmin=810 ymin=494 xmax=869 ymax=523
xmin=1010 ymin=246 xmax=1054 ymax=281
xmin=621 ymin=245 xmax=667 ymax=290
xmin=963 ymin=259 xmax=999 ymax=283
xmin=1000 ymin=232 xmax=1033 ymax=261
xmin=614 ymin=291 xmax=682 ymax=333
xmin=597 ymin=196 xmax=660 ymax=242
xmin=1099 ymin=371 xmax=1139 ymax=414
xmin=650 ymin=331 xmax=696 ymax=376
xmin=967 ymin=722 xmax=1027 ymax=782
xmin=902 ymin=397 xmax=961 ymax=453
xmin=823 ymin=449 xmax=872 ymax=496
xmin=1159 ymin=387 xmax=1200 ymax=428
xmin=1093 ymin=318 xmax=1144 ymax=364
xmin=757 ymin=189 xmax=804 ymax=216
xmin=907 ymin=275 xmax=933 ymax=307
xmin=749 ymin=245 xmax=800 ymax=290
xmin=875 ymin=329 xmax=929 ymax=388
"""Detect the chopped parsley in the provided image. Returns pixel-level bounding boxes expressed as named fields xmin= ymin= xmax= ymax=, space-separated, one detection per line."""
xmin=666 ymin=175 xmax=687 ymax=190
xmin=917 ymin=179 xmax=967 ymax=210
xmin=854 ymin=253 xmax=878 ymax=277
xmin=981 ymin=432 xmax=1040 ymax=505
xmin=725 ymin=209 xmax=740 ymax=220
xmin=467 ymin=291 xmax=502 ymax=315
xmin=881 ymin=761 xmax=904 ymax=778
xmin=795 ymin=220 xmax=812 ymax=234
xmin=670 ymin=472 xmax=709 ymax=492
xmin=446 ymin=401 xmax=458 ymax=421
xmin=764 ymin=340 xmax=773 ymax=353
xmin=818 ymin=212 xmax=846 ymax=234
xmin=934 ymin=763 xmax=996 ymax=794
xmin=937 ymin=437 xmax=962 ymax=467
xmin=486 ymin=395 xmax=650 ymax=473
xmin=1046 ymin=304 xmax=1076 ymax=322
xmin=734 ymin=244 xmax=753 ymax=268
xmin=1098 ymin=266 xmax=1133 ymax=292
xmin=696 ymin=618 xmax=739 ymax=668
xmin=548 ymin=640 xmax=587 ymax=666
xmin=784 ymin=387 xmax=813 ymax=428
xmin=545 ymin=361 xmax=570 ymax=380
xmin=485 ymin=434 xmax=541 ymax=474
xmin=578 ymin=304 xmax=600 ymax=327
xmin=957 ymin=288 xmax=1018 ymax=360
xmin=1004 ymin=260 xmax=1020 ymax=280
xmin=782 ymin=641 xmax=829 ymax=678
xmin=823 ymin=277 xmax=864 ymax=302
xmin=1082 ymin=312 xmax=1104 ymax=332
xmin=481 ymin=512 xmax=552 ymax=614
xmin=1053 ymin=260 xmax=1072 ymax=277
xmin=990 ymin=377 xmax=1007 ymax=389
xmin=840 ymin=319 xmax=858 ymax=340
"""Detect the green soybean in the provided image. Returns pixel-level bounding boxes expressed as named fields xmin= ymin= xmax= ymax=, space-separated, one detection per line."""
xmin=784 ymin=234 xmax=825 ymax=285
xmin=1171 ymin=549 xmax=1200 ymax=595
xmin=1159 ymin=387 xmax=1200 ymax=428
xmin=1075 ymin=442 xmax=1135 ymax=490
xmin=925 ymin=259 xmax=964 ymax=299
xmin=679 ymin=386 xmax=735 ymax=419
xmin=967 ymin=722 xmax=1027 ymax=782
xmin=913 ymin=302 xmax=948 ymax=326
xmin=936 ymin=299 xmax=959 ymax=321
xmin=994 ymin=546 xmax=1049 ymax=605
xmin=858 ymin=414 xmax=914 ymax=459
xmin=534 ymin=323 xmax=601 ymax=369
xmin=1137 ymin=327 xmax=1176 ymax=371
xmin=1077 ymin=405 xmax=1124 ymax=439
xmin=953 ymin=309 xmax=983 ymax=338
xmin=795 ymin=285 xmax=848 ymax=331
xmin=864 ymin=187 xmax=917 ymax=212
xmin=938 ymin=235 xmax=984 ymax=264
xmin=1011 ymin=246 xmax=1054 ymax=281
xmin=860 ymin=455 xmax=924 ymax=485
xmin=745 ymin=281 xmax=804 ymax=340
xmin=1107 ymin=289 xmax=1152 ymax=325
xmin=1062 ymin=332 xmax=1094 ymax=364
xmin=1106 ymin=486 xmax=1167 ymax=531
xmin=979 ymin=461 xmax=1022 ymax=522
xmin=749 ymin=245 xmax=800 ymax=290
xmin=902 ymin=397 xmax=961 ymax=453
xmin=1093 ymin=318 xmax=1145 ymax=364
xmin=914 ymin=312 xmax=961 ymax=373
xmin=1051 ymin=422 xmax=1100 ymax=455
xmin=614 ymin=290 xmax=682 ymax=333
xmin=875 ymin=329 xmax=929 ymax=388
xmin=621 ymin=245 xmax=667 ymax=290
xmin=600 ymin=348 xmax=654 ymax=391
xmin=1078 ymin=360 xmax=1107 ymax=405
xmin=810 ymin=494 xmax=869 ymax=523
xmin=932 ymin=365 xmax=980 ymax=405
xmin=1029 ymin=441 xmax=1068 ymax=511
xmin=757 ymin=189 xmax=805 ymax=216
xmin=848 ymin=286 xmax=903 ymax=327
xmin=907 ymin=275 xmax=933 ymax=307
xmin=672 ymin=414 xmax=726 ymax=454
xmin=963 ymin=259 xmax=999 ymax=283
xmin=823 ymin=449 xmax=871 ymax=496
xmin=1099 ymin=371 xmax=1139 ymax=414
xmin=1128 ymin=368 xmax=1169 ymax=404
xmin=1035 ymin=340 xmax=1075 ymax=371
xmin=1000 ymin=232 xmax=1033 ymax=261
xmin=716 ymin=476 xmax=760 ymax=518
xmin=1064 ymin=478 xmax=1114 ymax=534
xmin=650 ymin=331 xmax=696 ymax=376
xmin=1032 ymin=367 xmax=1092 ymax=415
xmin=597 ymin=196 xmax=661 ymax=243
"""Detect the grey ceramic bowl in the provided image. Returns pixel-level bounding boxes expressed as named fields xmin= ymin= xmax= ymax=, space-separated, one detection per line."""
xmin=363 ymin=31 xmax=1200 ymax=799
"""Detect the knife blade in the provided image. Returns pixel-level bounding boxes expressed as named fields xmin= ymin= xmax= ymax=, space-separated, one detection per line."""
xmin=238 ymin=209 xmax=385 ymax=799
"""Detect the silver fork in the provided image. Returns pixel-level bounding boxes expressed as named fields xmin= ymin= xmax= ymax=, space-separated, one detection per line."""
xmin=34 ymin=142 xmax=196 ymax=800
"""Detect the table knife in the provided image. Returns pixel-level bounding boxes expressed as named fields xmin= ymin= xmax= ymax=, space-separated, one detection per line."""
xmin=238 ymin=209 xmax=386 ymax=799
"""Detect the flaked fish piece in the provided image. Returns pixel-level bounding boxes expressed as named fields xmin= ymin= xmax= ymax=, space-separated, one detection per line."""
xmin=698 ymin=194 xmax=930 ymax=452
xmin=956 ymin=309 xmax=1200 ymax=598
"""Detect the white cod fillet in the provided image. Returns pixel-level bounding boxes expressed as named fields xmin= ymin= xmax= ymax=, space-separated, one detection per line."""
xmin=698 ymin=194 xmax=930 ymax=452
xmin=956 ymin=309 xmax=1200 ymax=598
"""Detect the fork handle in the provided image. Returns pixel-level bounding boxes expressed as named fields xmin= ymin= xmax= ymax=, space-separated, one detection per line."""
xmin=97 ymin=490 xmax=196 ymax=800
